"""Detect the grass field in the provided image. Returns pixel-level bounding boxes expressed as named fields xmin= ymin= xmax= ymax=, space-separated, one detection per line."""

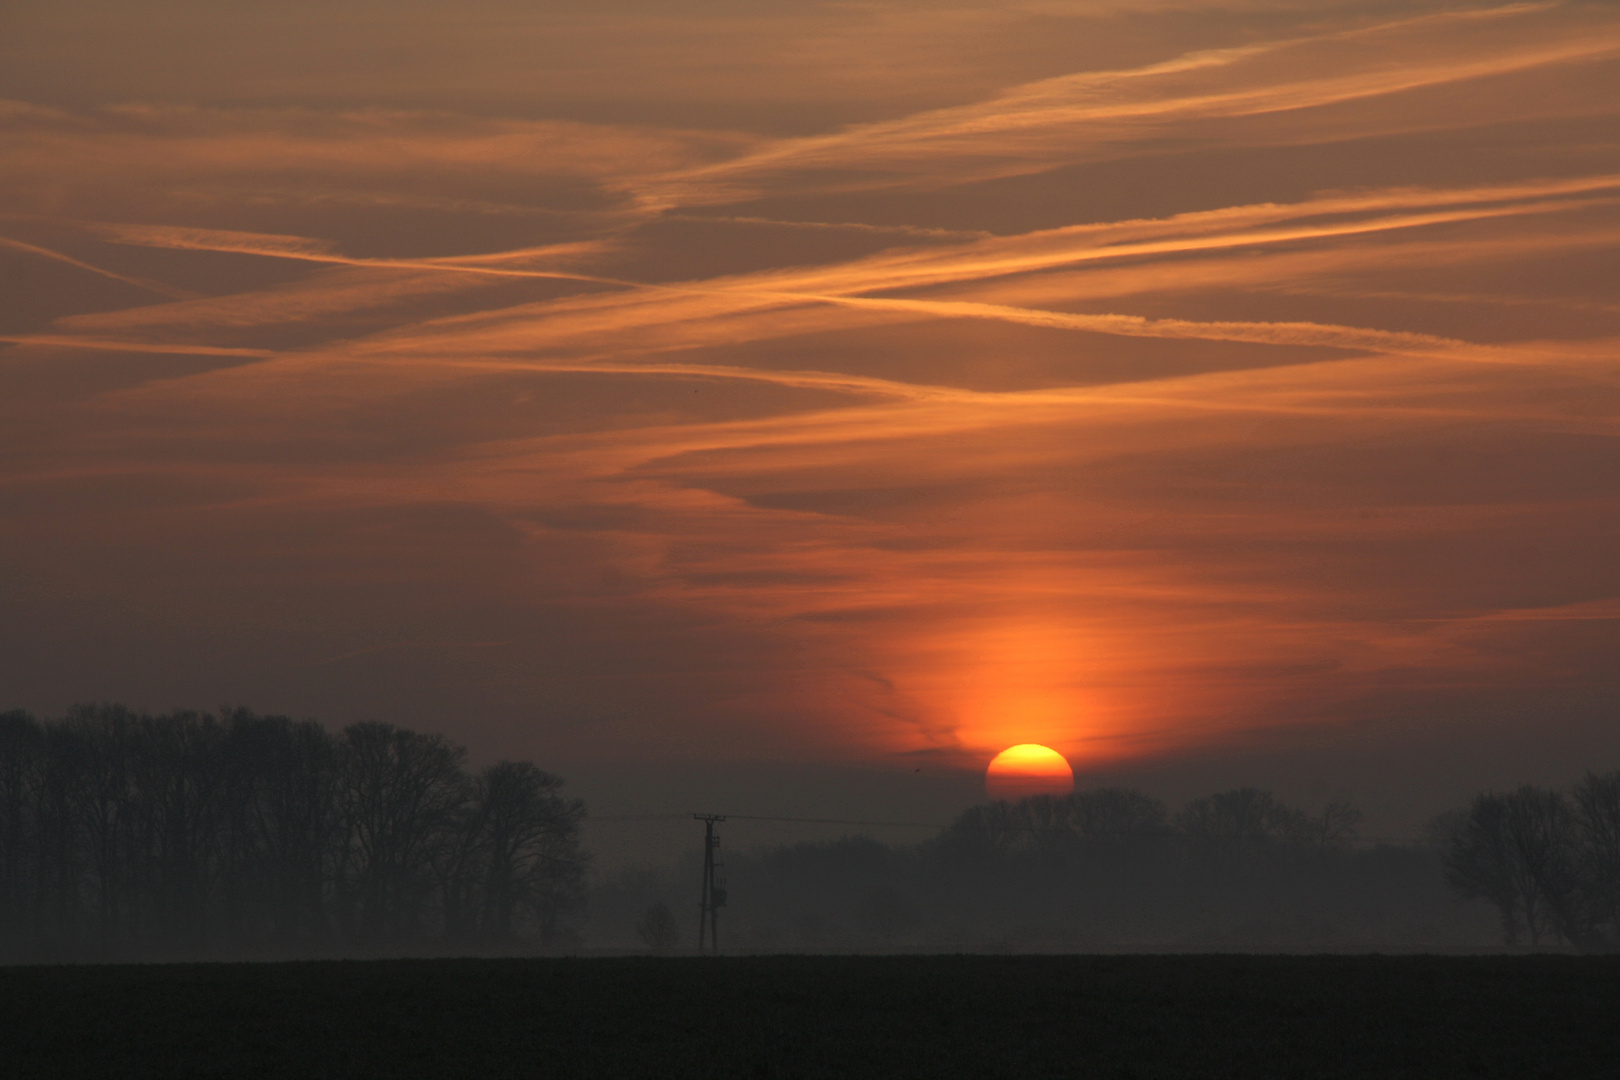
xmin=3 ymin=954 xmax=1618 ymax=1078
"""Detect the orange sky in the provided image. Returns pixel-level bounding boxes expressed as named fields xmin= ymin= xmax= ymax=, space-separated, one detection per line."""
xmin=2 ymin=0 xmax=1618 ymax=840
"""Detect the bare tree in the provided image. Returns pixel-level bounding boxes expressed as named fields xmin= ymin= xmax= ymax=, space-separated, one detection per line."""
xmin=519 ymin=777 xmax=587 ymax=947
xmin=635 ymin=901 xmax=679 ymax=951
xmin=1505 ymin=786 xmax=1587 ymax=946
xmin=36 ymin=722 xmax=86 ymax=952
xmin=1448 ymin=793 xmax=1527 ymax=944
xmin=336 ymin=722 xmax=467 ymax=946
xmin=427 ymin=774 xmax=485 ymax=946
xmin=67 ymin=706 xmax=140 ymax=953
xmin=1571 ymin=773 xmax=1620 ymax=944
xmin=215 ymin=711 xmax=339 ymax=950
xmin=940 ymin=801 xmax=1031 ymax=851
xmin=941 ymin=789 xmax=1169 ymax=853
xmin=1071 ymin=788 xmax=1170 ymax=840
xmin=1303 ymin=800 xmax=1363 ymax=849
xmin=0 ymin=703 xmax=588 ymax=958
xmin=476 ymin=761 xmax=584 ymax=943
xmin=1175 ymin=788 xmax=1308 ymax=844
xmin=0 ymin=712 xmax=42 ymax=958
xmin=1448 ymin=787 xmax=1589 ymax=947
xmin=131 ymin=711 xmax=223 ymax=954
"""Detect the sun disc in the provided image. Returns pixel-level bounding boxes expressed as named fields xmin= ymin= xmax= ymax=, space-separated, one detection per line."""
xmin=985 ymin=743 xmax=1074 ymax=801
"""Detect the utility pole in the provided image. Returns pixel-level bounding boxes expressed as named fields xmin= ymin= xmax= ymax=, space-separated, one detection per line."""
xmin=694 ymin=814 xmax=727 ymax=954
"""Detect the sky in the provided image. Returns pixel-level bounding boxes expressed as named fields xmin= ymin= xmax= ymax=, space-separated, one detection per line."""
xmin=2 ymin=0 xmax=1618 ymax=861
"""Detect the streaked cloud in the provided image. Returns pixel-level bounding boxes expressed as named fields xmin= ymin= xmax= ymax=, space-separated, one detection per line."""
xmin=1 ymin=0 xmax=1616 ymax=806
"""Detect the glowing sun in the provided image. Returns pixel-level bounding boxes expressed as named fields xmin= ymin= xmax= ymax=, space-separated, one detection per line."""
xmin=985 ymin=744 xmax=1074 ymax=801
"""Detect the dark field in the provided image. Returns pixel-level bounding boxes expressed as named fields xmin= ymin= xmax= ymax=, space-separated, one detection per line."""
xmin=3 ymin=955 xmax=1619 ymax=1079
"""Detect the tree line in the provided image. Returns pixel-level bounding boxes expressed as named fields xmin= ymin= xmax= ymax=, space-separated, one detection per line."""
xmin=597 ymin=786 xmax=1486 ymax=952
xmin=1443 ymin=774 xmax=1620 ymax=948
xmin=7 ymin=700 xmax=1609 ymax=958
xmin=943 ymin=785 xmax=1364 ymax=849
xmin=0 ymin=704 xmax=586 ymax=961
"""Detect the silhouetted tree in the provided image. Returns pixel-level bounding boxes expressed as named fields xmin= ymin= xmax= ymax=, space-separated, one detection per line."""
xmin=940 ymin=800 xmax=1037 ymax=852
xmin=938 ymin=789 xmax=1170 ymax=853
xmin=592 ymin=786 xmax=1465 ymax=953
xmin=0 ymin=703 xmax=587 ymax=960
xmin=36 ymin=721 xmax=86 ymax=951
xmin=1303 ymin=800 xmax=1363 ymax=849
xmin=0 ymin=711 xmax=42 ymax=958
xmin=635 ymin=901 xmax=679 ymax=951
xmin=336 ymin=723 xmax=468 ymax=945
xmin=1071 ymin=788 xmax=1170 ymax=840
xmin=1176 ymin=788 xmax=1308 ymax=845
xmin=1446 ymin=793 xmax=1522 ymax=943
xmin=1447 ymin=786 xmax=1588 ymax=947
xmin=1505 ymin=786 xmax=1587 ymax=946
xmin=1573 ymin=772 xmax=1620 ymax=941
xmin=476 ymin=761 xmax=586 ymax=944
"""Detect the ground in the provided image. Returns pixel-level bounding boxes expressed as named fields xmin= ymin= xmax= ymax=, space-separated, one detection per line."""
xmin=3 ymin=954 xmax=1617 ymax=1078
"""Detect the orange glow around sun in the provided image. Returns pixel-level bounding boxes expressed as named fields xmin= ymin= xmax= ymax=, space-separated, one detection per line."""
xmin=985 ymin=744 xmax=1075 ymax=801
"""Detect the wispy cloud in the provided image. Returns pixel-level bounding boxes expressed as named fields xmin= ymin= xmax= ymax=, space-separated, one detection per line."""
xmin=0 ymin=235 xmax=198 ymax=300
xmin=2 ymin=0 xmax=1617 ymax=777
xmin=631 ymin=3 xmax=1620 ymax=207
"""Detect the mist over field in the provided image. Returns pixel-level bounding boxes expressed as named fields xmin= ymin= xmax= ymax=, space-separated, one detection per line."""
xmin=591 ymin=806 xmax=1497 ymax=955
xmin=18 ymin=702 xmax=1620 ymax=963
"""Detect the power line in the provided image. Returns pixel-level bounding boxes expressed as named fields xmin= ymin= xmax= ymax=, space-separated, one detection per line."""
xmin=723 ymin=814 xmax=946 ymax=829
xmin=590 ymin=812 xmax=945 ymax=828
xmin=590 ymin=812 xmax=1427 ymax=844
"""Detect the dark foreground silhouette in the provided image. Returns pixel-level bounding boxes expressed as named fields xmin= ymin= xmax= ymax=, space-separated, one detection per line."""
xmin=3 ymin=955 xmax=1618 ymax=1079
xmin=0 ymin=705 xmax=588 ymax=961
xmin=5 ymin=702 xmax=1616 ymax=957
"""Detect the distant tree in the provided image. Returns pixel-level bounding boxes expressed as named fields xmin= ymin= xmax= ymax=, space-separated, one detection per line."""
xmin=36 ymin=721 xmax=86 ymax=950
xmin=520 ymin=796 xmax=587 ymax=947
xmin=1425 ymin=808 xmax=1470 ymax=850
xmin=940 ymin=789 xmax=1169 ymax=852
xmin=476 ymin=761 xmax=586 ymax=944
xmin=742 ymin=836 xmax=900 ymax=949
xmin=1503 ymin=785 xmax=1588 ymax=946
xmin=138 ymin=710 xmax=225 ymax=952
xmin=1175 ymin=788 xmax=1308 ymax=844
xmin=428 ymin=775 xmax=486 ymax=946
xmin=1070 ymin=789 xmax=1169 ymax=840
xmin=66 ymin=705 xmax=141 ymax=952
xmin=1447 ymin=786 xmax=1589 ymax=947
xmin=228 ymin=713 xmax=341 ymax=947
xmin=1572 ymin=772 xmax=1620 ymax=942
xmin=0 ymin=712 xmax=42 ymax=958
xmin=942 ymin=801 xmax=1028 ymax=850
xmin=635 ymin=901 xmax=679 ymax=951
xmin=1447 ymin=792 xmax=1528 ymax=945
xmin=0 ymin=703 xmax=588 ymax=959
xmin=1013 ymin=795 xmax=1073 ymax=839
xmin=335 ymin=723 xmax=468 ymax=945
xmin=1300 ymin=800 xmax=1363 ymax=849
